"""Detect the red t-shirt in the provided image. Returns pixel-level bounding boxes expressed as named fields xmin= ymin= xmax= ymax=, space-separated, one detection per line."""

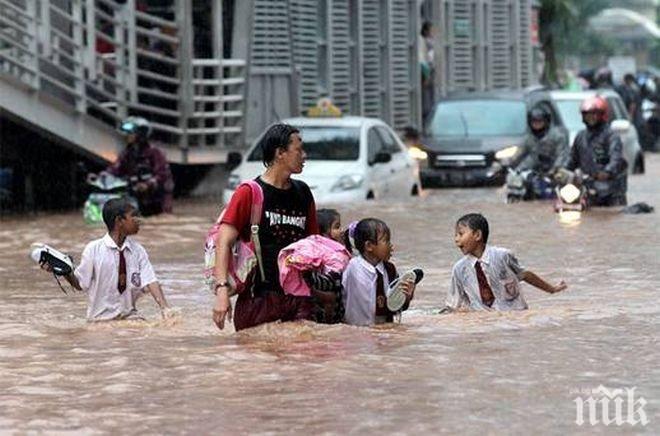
xmin=221 ymin=177 xmax=318 ymax=293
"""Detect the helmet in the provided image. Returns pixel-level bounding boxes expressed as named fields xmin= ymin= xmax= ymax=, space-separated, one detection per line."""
xmin=594 ymin=67 xmax=613 ymax=87
xmin=580 ymin=96 xmax=609 ymax=124
xmin=527 ymin=107 xmax=551 ymax=130
xmin=119 ymin=116 xmax=152 ymax=141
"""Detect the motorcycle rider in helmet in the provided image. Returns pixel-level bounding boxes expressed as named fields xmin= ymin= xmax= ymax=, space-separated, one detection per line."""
xmin=513 ymin=106 xmax=569 ymax=198
xmin=107 ymin=116 xmax=174 ymax=215
xmin=562 ymin=96 xmax=627 ymax=206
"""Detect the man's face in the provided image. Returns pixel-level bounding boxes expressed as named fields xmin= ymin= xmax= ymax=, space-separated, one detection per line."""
xmin=582 ymin=111 xmax=599 ymax=127
xmin=531 ymin=119 xmax=546 ymax=132
xmin=279 ymin=133 xmax=306 ymax=174
xmin=126 ymin=133 xmax=138 ymax=145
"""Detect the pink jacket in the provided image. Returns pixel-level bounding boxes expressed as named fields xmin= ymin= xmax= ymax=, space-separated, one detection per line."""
xmin=278 ymin=235 xmax=351 ymax=296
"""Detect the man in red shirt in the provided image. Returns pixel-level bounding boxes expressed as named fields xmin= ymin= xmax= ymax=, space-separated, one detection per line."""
xmin=212 ymin=124 xmax=319 ymax=331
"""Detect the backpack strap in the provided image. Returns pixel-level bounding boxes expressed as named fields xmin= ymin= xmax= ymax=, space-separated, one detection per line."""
xmin=242 ymin=180 xmax=266 ymax=282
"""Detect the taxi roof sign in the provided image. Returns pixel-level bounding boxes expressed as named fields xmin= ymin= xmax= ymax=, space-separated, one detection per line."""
xmin=307 ymin=97 xmax=342 ymax=118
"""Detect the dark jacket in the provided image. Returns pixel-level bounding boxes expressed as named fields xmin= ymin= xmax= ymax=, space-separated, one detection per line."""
xmin=517 ymin=127 xmax=568 ymax=174
xmin=566 ymin=124 xmax=627 ymax=204
xmin=567 ymin=124 xmax=627 ymax=176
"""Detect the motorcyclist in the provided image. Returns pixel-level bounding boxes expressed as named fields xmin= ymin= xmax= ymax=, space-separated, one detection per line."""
xmin=518 ymin=107 xmax=569 ymax=175
xmin=562 ymin=96 xmax=627 ymax=206
xmin=107 ymin=116 xmax=174 ymax=215
xmin=512 ymin=107 xmax=568 ymax=199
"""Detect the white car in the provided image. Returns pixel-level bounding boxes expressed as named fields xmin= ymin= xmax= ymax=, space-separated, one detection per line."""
xmin=550 ymin=89 xmax=645 ymax=174
xmin=223 ymin=116 xmax=421 ymax=205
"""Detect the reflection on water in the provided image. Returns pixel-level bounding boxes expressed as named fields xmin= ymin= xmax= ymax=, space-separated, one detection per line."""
xmin=1 ymin=157 xmax=660 ymax=433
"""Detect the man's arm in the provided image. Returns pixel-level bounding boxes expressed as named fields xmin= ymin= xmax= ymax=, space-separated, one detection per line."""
xmin=149 ymin=148 xmax=174 ymax=192
xmin=565 ymin=133 xmax=581 ymax=172
xmin=212 ymin=223 xmax=240 ymax=330
xmin=514 ymin=137 xmax=536 ymax=171
xmin=604 ymin=132 xmax=625 ymax=176
xmin=520 ymin=270 xmax=567 ymax=294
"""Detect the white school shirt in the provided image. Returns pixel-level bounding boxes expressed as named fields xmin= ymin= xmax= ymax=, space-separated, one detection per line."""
xmin=446 ymin=245 xmax=528 ymax=311
xmin=74 ymin=234 xmax=157 ymax=321
xmin=342 ymin=255 xmax=389 ymax=326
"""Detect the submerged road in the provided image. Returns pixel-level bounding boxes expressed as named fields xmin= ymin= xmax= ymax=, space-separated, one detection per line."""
xmin=1 ymin=155 xmax=659 ymax=433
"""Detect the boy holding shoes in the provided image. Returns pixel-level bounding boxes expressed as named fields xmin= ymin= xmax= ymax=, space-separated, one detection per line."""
xmin=41 ymin=198 xmax=173 ymax=321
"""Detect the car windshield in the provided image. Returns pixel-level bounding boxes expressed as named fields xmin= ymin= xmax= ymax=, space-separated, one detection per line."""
xmin=429 ymin=100 xmax=527 ymax=137
xmin=555 ymin=99 xmax=585 ymax=133
xmin=248 ymin=126 xmax=360 ymax=161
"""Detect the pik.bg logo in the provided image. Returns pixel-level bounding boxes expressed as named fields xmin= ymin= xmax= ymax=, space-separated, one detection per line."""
xmin=574 ymin=385 xmax=649 ymax=426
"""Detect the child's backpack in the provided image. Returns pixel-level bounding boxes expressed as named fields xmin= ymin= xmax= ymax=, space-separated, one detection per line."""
xmin=203 ymin=180 xmax=266 ymax=294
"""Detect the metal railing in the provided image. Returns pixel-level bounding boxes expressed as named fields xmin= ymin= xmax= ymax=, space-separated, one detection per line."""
xmin=0 ymin=0 xmax=246 ymax=163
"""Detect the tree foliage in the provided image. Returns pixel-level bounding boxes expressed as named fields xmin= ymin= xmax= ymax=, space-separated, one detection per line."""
xmin=539 ymin=0 xmax=613 ymax=85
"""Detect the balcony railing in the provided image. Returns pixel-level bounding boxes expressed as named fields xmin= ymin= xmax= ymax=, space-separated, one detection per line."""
xmin=0 ymin=0 xmax=245 ymax=163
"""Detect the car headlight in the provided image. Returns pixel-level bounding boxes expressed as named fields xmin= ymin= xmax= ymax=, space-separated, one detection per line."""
xmin=408 ymin=146 xmax=428 ymax=160
xmin=495 ymin=146 xmax=519 ymax=161
xmin=331 ymin=174 xmax=364 ymax=192
xmin=227 ymin=174 xmax=241 ymax=190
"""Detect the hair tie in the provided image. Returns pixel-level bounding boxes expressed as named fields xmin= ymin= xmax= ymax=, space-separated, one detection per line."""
xmin=347 ymin=220 xmax=359 ymax=239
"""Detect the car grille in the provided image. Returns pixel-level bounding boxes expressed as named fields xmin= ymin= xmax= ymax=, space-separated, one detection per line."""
xmin=432 ymin=154 xmax=488 ymax=169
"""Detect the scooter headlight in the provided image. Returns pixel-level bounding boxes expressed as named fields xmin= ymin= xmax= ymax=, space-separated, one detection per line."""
xmin=559 ymin=184 xmax=581 ymax=203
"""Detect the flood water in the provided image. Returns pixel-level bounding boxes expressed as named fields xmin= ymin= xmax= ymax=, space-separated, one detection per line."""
xmin=1 ymin=156 xmax=660 ymax=434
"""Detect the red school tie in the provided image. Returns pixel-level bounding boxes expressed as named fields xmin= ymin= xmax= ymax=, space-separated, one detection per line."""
xmin=118 ymin=248 xmax=127 ymax=294
xmin=474 ymin=261 xmax=494 ymax=307
xmin=375 ymin=269 xmax=388 ymax=317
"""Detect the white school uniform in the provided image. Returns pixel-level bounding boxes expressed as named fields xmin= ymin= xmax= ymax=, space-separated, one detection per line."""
xmin=446 ymin=245 xmax=528 ymax=311
xmin=342 ymin=255 xmax=391 ymax=326
xmin=74 ymin=234 xmax=157 ymax=321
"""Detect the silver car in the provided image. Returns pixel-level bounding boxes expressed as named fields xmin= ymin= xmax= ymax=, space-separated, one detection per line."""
xmin=550 ymin=89 xmax=645 ymax=174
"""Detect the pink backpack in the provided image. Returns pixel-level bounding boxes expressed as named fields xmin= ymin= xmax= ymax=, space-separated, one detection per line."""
xmin=203 ymin=180 xmax=266 ymax=294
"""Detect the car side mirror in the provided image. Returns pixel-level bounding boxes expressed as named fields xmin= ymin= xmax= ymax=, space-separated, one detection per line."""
xmin=610 ymin=119 xmax=631 ymax=133
xmin=370 ymin=152 xmax=392 ymax=166
xmin=227 ymin=151 xmax=242 ymax=169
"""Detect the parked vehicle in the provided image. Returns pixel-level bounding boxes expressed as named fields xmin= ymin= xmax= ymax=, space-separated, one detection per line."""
xmin=83 ymin=172 xmax=138 ymax=225
xmin=223 ymin=116 xmax=421 ymax=205
xmin=420 ymin=89 xmax=568 ymax=187
xmin=549 ymin=89 xmax=645 ymax=174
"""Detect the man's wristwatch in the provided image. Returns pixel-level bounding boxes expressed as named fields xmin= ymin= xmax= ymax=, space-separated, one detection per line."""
xmin=214 ymin=281 xmax=229 ymax=295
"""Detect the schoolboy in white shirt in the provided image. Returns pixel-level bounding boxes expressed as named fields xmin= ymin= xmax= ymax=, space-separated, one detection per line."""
xmin=446 ymin=213 xmax=567 ymax=311
xmin=42 ymin=198 xmax=172 ymax=321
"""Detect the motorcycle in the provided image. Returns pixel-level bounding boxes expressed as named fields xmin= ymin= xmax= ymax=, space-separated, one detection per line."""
xmin=505 ymin=168 xmax=555 ymax=203
xmin=553 ymin=178 xmax=588 ymax=221
xmin=83 ymin=172 xmax=138 ymax=224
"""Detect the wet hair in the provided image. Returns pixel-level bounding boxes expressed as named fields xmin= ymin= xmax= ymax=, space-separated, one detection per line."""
xmin=421 ymin=21 xmax=433 ymax=38
xmin=259 ymin=123 xmax=300 ymax=167
xmin=353 ymin=218 xmax=391 ymax=255
xmin=102 ymin=198 xmax=135 ymax=231
xmin=456 ymin=213 xmax=489 ymax=244
xmin=317 ymin=208 xmax=340 ymax=236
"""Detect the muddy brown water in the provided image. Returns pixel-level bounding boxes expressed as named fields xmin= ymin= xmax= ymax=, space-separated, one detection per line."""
xmin=1 ymin=156 xmax=659 ymax=434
